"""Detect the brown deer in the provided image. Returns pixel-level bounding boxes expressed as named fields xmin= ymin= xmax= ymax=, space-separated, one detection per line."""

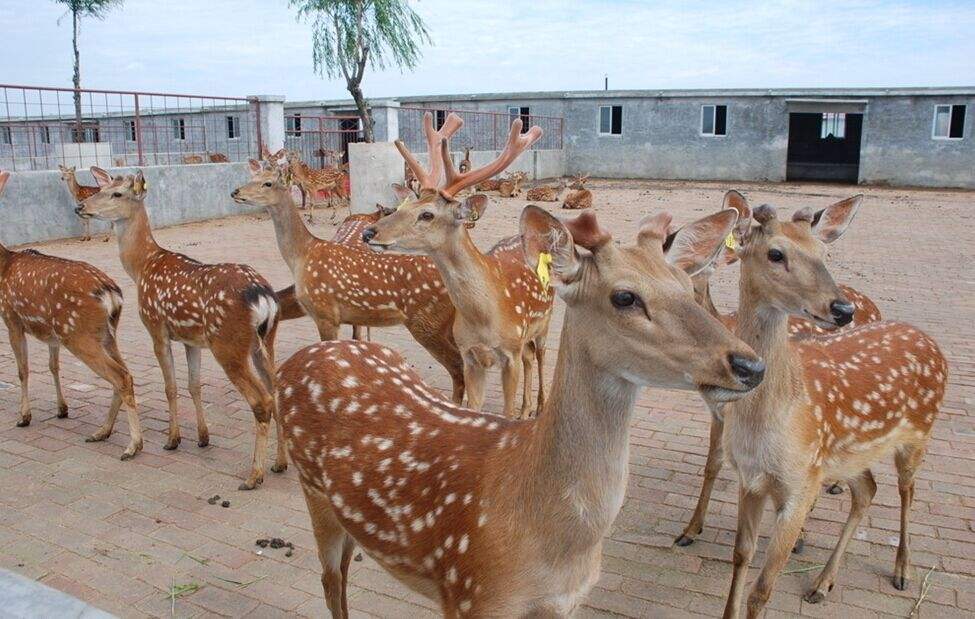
xmin=497 ymin=171 xmax=527 ymax=198
xmin=363 ymin=114 xmax=554 ymax=418
xmin=285 ymin=150 xmax=348 ymax=221
xmin=716 ymin=195 xmax=946 ymax=618
xmin=231 ymin=155 xmax=468 ymax=403
xmin=277 ymin=204 xmax=766 ymax=618
xmin=59 ymin=164 xmax=110 ymax=241
xmin=525 ymin=178 xmax=567 ymax=202
xmin=458 ymin=147 xmax=472 ymax=173
xmin=182 ymin=154 xmax=204 ymax=165
xmin=474 ymin=176 xmax=503 ymax=192
xmin=562 ymin=174 xmax=592 ymax=210
xmin=208 ymin=152 xmax=230 ymax=163
xmin=676 ymin=192 xmax=884 ymax=547
xmin=78 ymin=168 xmax=286 ymax=490
xmin=0 ymin=170 xmax=142 ymax=459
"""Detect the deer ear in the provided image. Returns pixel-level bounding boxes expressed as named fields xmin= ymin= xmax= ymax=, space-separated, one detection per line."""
xmin=390 ymin=183 xmax=413 ymax=202
xmin=248 ymin=159 xmax=263 ymax=174
xmin=0 ymin=171 xmax=9 ymax=199
xmin=455 ymin=193 xmax=489 ymax=223
xmin=520 ymin=205 xmax=581 ymax=288
xmin=90 ymin=166 xmax=112 ymax=188
xmin=131 ymin=170 xmax=147 ymax=196
xmin=811 ymin=195 xmax=862 ymax=244
xmin=376 ymin=203 xmax=396 ymax=216
xmin=665 ymin=209 xmax=739 ymax=277
xmin=723 ymin=190 xmax=752 ymax=243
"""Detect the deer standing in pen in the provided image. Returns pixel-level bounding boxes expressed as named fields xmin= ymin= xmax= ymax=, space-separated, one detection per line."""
xmin=59 ymin=164 xmax=111 ymax=241
xmin=525 ymin=178 xmax=568 ymax=202
xmin=363 ymin=113 xmax=554 ymax=418
xmin=278 ymin=203 xmax=767 ymax=618
xmin=79 ymin=168 xmax=285 ymax=490
xmin=231 ymin=118 xmax=469 ymax=403
xmin=286 ymin=150 xmax=348 ymax=221
xmin=676 ymin=191 xmax=883 ymax=547
xmin=0 ymin=170 xmax=142 ymax=459
xmin=562 ymin=174 xmax=592 ymax=210
xmin=715 ymin=194 xmax=946 ymax=618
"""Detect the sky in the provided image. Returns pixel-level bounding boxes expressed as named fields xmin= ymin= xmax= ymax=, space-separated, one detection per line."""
xmin=2 ymin=0 xmax=973 ymax=101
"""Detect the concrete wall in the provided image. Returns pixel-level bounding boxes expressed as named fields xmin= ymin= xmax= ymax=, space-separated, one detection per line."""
xmin=0 ymin=162 xmax=256 ymax=247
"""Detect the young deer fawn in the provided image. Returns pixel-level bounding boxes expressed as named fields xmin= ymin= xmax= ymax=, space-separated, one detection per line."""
xmin=58 ymin=164 xmax=110 ymax=241
xmin=0 ymin=170 xmax=142 ymax=459
xmin=525 ymin=178 xmax=567 ymax=202
xmin=79 ymin=168 xmax=285 ymax=490
xmin=562 ymin=174 xmax=592 ymax=210
xmin=498 ymin=171 xmax=527 ymax=198
xmin=278 ymin=204 xmax=765 ymax=618
xmin=717 ymin=194 xmax=946 ymax=618
xmin=363 ymin=113 xmax=553 ymax=418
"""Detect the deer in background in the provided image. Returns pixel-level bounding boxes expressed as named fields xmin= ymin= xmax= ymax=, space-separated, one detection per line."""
xmin=676 ymin=191 xmax=884 ymax=548
xmin=182 ymin=154 xmax=204 ymax=165
xmin=363 ymin=113 xmax=554 ymax=418
xmin=525 ymin=178 xmax=567 ymax=202
xmin=458 ymin=147 xmax=472 ymax=173
xmin=475 ymin=175 xmax=504 ymax=192
xmin=208 ymin=152 xmax=230 ymax=163
xmin=0 ymin=170 xmax=142 ymax=459
xmin=498 ymin=171 xmax=527 ymax=198
xmin=79 ymin=168 xmax=286 ymax=490
xmin=716 ymin=195 xmax=945 ymax=617
xmin=59 ymin=164 xmax=111 ymax=241
xmin=285 ymin=150 xmax=348 ymax=221
xmin=278 ymin=203 xmax=765 ymax=618
xmin=562 ymin=174 xmax=592 ymax=210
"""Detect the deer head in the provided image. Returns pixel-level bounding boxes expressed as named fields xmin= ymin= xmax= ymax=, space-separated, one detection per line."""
xmin=230 ymin=159 xmax=293 ymax=211
xmin=57 ymin=164 xmax=76 ymax=183
xmin=569 ymin=174 xmax=590 ymax=190
xmin=76 ymin=168 xmax=148 ymax=222
xmin=730 ymin=190 xmax=862 ymax=328
xmin=521 ymin=205 xmax=764 ymax=399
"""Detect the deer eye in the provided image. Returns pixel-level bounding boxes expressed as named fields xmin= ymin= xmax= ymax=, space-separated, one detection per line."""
xmin=112 ymin=192 xmax=122 ymax=198
xmin=611 ymin=290 xmax=642 ymax=309
xmin=263 ymin=182 xmax=273 ymax=187
xmin=767 ymin=249 xmax=785 ymax=263
xmin=418 ymin=211 xmax=434 ymax=222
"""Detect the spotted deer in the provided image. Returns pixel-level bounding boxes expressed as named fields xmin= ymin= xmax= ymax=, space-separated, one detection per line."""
xmin=285 ymin=151 xmax=348 ymax=220
xmin=363 ymin=114 xmax=554 ymax=418
xmin=676 ymin=191 xmax=884 ymax=547
xmin=458 ymin=147 xmax=472 ymax=174
xmin=278 ymin=204 xmax=766 ymax=618
xmin=182 ymin=154 xmax=204 ymax=165
xmin=231 ymin=157 xmax=468 ymax=403
xmin=525 ymin=178 xmax=567 ymax=202
xmin=497 ymin=171 xmax=527 ymax=198
xmin=474 ymin=176 xmax=503 ymax=192
xmin=208 ymin=152 xmax=230 ymax=163
xmin=59 ymin=164 xmax=109 ymax=241
xmin=0 ymin=170 xmax=142 ymax=459
xmin=79 ymin=168 xmax=285 ymax=490
xmin=562 ymin=174 xmax=592 ymax=210
xmin=715 ymin=195 xmax=946 ymax=618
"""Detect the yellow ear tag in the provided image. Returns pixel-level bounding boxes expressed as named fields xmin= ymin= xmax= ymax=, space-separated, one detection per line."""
xmin=724 ymin=232 xmax=737 ymax=251
xmin=536 ymin=252 xmax=553 ymax=289
xmin=396 ymin=197 xmax=410 ymax=211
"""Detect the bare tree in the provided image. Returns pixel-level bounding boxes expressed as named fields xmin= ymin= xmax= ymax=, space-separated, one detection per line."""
xmin=54 ymin=0 xmax=123 ymax=142
xmin=291 ymin=0 xmax=430 ymax=143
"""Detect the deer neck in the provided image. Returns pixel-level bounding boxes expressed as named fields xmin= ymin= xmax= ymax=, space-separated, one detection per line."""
xmin=65 ymin=174 xmax=82 ymax=197
xmin=428 ymin=228 xmax=496 ymax=319
xmin=0 ymin=243 xmax=11 ymax=273
xmin=115 ymin=205 xmax=161 ymax=282
xmin=266 ymin=192 xmax=314 ymax=274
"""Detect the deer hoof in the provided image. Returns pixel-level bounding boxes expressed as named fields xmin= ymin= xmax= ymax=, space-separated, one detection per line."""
xmin=792 ymin=538 xmax=805 ymax=554
xmin=826 ymin=483 xmax=844 ymax=495
xmin=197 ymin=438 xmax=209 ymax=448
xmin=120 ymin=450 xmax=136 ymax=461
xmin=674 ymin=534 xmax=696 ymax=547
xmin=271 ymin=462 xmax=288 ymax=474
xmin=86 ymin=432 xmax=109 ymax=443
xmin=892 ymin=576 xmax=908 ymax=591
xmin=238 ymin=477 xmax=263 ymax=491
xmin=57 ymin=403 xmax=69 ymax=418
xmin=163 ymin=437 xmax=181 ymax=450
xmin=803 ymin=589 xmax=826 ymax=604
xmin=15 ymin=418 xmax=30 ymax=428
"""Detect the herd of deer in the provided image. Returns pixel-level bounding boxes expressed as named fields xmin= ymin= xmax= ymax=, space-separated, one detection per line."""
xmin=0 ymin=110 xmax=947 ymax=618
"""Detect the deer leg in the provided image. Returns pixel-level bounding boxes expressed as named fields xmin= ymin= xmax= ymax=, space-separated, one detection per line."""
xmin=744 ymin=482 xmax=819 ymax=619
xmin=7 ymin=321 xmax=31 ymax=427
xmin=893 ymin=443 xmax=926 ymax=591
xmin=185 ymin=345 xmax=210 ymax=447
xmin=351 ymin=325 xmax=362 ymax=340
xmin=48 ymin=342 xmax=68 ymax=418
xmin=151 ymin=333 xmax=181 ymax=450
xmin=303 ymin=488 xmax=354 ymax=619
xmin=723 ymin=487 xmax=766 ymax=619
xmin=805 ymin=470 xmax=877 ymax=603
xmin=254 ymin=325 xmax=287 ymax=475
xmin=500 ymin=350 xmax=522 ymax=418
xmin=462 ymin=355 xmax=488 ymax=412
xmin=216 ymin=350 xmax=274 ymax=490
xmin=534 ymin=334 xmax=546 ymax=414
xmin=315 ymin=318 xmax=340 ymax=342
xmin=677 ymin=411 xmax=724 ymax=546
xmin=519 ymin=344 xmax=535 ymax=419
xmin=82 ymin=217 xmax=91 ymax=242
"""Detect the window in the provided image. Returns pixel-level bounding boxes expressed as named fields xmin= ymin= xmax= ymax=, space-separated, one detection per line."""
xmin=286 ymin=114 xmax=302 ymax=136
xmin=508 ymin=106 xmax=530 ymax=133
xmin=933 ymin=104 xmax=965 ymax=139
xmin=82 ymin=126 xmax=99 ymax=143
xmin=701 ymin=105 xmax=727 ymax=136
xmin=0 ymin=126 xmax=10 ymax=145
xmin=40 ymin=126 xmax=51 ymax=144
xmin=226 ymin=115 xmax=240 ymax=139
xmin=820 ymin=113 xmax=846 ymax=139
xmin=172 ymin=118 xmax=186 ymax=140
xmin=125 ymin=120 xmax=137 ymax=142
xmin=434 ymin=109 xmax=447 ymax=130
xmin=599 ymin=105 xmax=622 ymax=135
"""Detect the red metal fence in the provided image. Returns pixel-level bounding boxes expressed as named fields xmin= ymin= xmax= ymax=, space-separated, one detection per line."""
xmin=0 ymin=84 xmax=259 ymax=171
xmin=284 ymin=114 xmax=361 ymax=167
xmin=397 ymin=106 xmax=564 ymax=154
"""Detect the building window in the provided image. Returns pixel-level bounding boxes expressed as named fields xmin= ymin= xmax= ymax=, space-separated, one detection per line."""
xmin=820 ymin=113 xmax=846 ymax=139
xmin=172 ymin=118 xmax=186 ymax=140
xmin=83 ymin=126 xmax=99 ymax=143
xmin=286 ymin=114 xmax=302 ymax=136
xmin=40 ymin=126 xmax=51 ymax=144
xmin=434 ymin=109 xmax=447 ymax=130
xmin=1 ymin=126 xmax=10 ymax=145
xmin=125 ymin=120 xmax=137 ymax=142
xmin=599 ymin=105 xmax=622 ymax=135
xmin=701 ymin=105 xmax=727 ymax=136
xmin=508 ymin=106 xmax=530 ymax=133
xmin=226 ymin=115 xmax=240 ymax=139
xmin=933 ymin=104 xmax=965 ymax=139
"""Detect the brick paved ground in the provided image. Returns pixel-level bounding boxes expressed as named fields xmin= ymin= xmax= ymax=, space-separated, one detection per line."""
xmin=0 ymin=179 xmax=972 ymax=618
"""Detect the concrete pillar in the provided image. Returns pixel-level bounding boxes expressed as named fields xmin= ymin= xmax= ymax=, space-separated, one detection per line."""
xmin=349 ymin=141 xmax=402 ymax=214
xmin=369 ymin=99 xmax=400 ymax=142
xmin=248 ymin=95 xmax=285 ymax=154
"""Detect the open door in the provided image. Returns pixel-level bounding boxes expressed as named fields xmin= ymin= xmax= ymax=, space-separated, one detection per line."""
xmin=787 ymin=111 xmax=863 ymax=183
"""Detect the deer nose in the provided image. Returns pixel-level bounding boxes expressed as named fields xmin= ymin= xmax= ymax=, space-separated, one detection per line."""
xmin=231 ymin=188 xmax=239 ymax=198
xmin=74 ymin=206 xmax=83 ymax=215
xmin=830 ymin=300 xmax=855 ymax=326
xmin=728 ymin=353 xmax=766 ymax=389
xmin=362 ymin=227 xmax=377 ymax=243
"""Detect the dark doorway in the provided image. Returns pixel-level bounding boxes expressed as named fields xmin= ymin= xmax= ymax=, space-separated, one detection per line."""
xmin=786 ymin=113 xmax=863 ymax=183
xmin=338 ymin=117 xmax=362 ymax=164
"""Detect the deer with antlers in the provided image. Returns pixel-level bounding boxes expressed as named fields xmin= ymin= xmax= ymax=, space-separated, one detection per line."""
xmin=562 ymin=174 xmax=592 ymax=210
xmin=363 ymin=113 xmax=553 ymax=418
xmin=59 ymin=164 xmax=111 ymax=241
xmin=78 ymin=167 xmax=285 ymax=490
xmin=0 ymin=170 xmax=142 ymax=459
xmin=278 ymin=202 xmax=767 ymax=618
xmin=713 ymin=193 xmax=946 ymax=618
xmin=231 ymin=118 xmax=469 ymax=403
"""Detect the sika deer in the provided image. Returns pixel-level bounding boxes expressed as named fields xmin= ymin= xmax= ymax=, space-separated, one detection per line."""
xmin=59 ymin=164 xmax=110 ymax=241
xmin=285 ymin=151 xmax=348 ymax=220
xmin=458 ymin=147 xmax=472 ymax=173
xmin=0 ymin=170 xmax=142 ymax=459
xmin=498 ymin=171 xmax=527 ymax=198
xmin=525 ymin=178 xmax=567 ymax=202
xmin=78 ymin=168 xmax=285 ymax=490
xmin=364 ymin=114 xmax=553 ymax=418
xmin=562 ymin=174 xmax=592 ymax=210
xmin=717 ymin=196 xmax=946 ymax=618
xmin=278 ymin=204 xmax=765 ymax=618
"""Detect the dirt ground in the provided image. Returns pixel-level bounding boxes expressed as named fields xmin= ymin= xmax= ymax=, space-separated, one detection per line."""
xmin=0 ymin=178 xmax=972 ymax=618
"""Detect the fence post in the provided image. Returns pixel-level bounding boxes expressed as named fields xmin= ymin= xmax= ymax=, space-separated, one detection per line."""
xmin=134 ymin=93 xmax=144 ymax=166
xmin=248 ymin=94 xmax=285 ymax=156
xmin=369 ymin=99 xmax=400 ymax=142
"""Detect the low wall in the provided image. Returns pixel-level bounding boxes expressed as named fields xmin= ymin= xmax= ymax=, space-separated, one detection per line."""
xmin=0 ymin=162 xmax=256 ymax=247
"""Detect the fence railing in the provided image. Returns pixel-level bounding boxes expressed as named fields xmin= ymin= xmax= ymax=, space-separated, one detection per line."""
xmin=397 ymin=106 xmax=564 ymax=154
xmin=0 ymin=84 xmax=260 ymax=171
xmin=284 ymin=114 xmax=361 ymax=168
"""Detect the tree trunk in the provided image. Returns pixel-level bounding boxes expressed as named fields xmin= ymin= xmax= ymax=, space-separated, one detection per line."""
xmin=72 ymin=9 xmax=83 ymax=143
xmin=347 ymin=81 xmax=374 ymax=143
